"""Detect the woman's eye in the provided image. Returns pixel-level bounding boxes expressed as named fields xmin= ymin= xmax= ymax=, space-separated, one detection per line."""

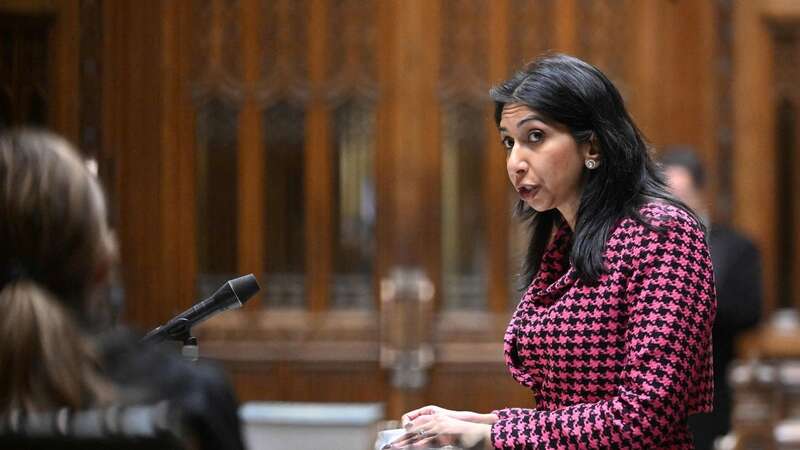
xmin=528 ymin=130 xmax=544 ymax=142
xmin=501 ymin=136 xmax=514 ymax=150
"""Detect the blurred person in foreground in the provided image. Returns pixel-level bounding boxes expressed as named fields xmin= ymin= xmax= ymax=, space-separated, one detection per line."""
xmin=0 ymin=129 xmax=245 ymax=450
xmin=661 ymin=147 xmax=763 ymax=450
xmin=390 ymin=54 xmax=716 ymax=449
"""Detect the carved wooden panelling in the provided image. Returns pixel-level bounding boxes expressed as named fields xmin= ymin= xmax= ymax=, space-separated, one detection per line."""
xmin=331 ymin=99 xmax=377 ymax=309
xmin=576 ymin=0 xmax=632 ymax=92
xmin=190 ymin=0 xmax=245 ymax=297
xmin=326 ymin=0 xmax=377 ymax=102
xmin=79 ymin=0 xmax=102 ymax=159
xmin=195 ymin=97 xmax=240 ymax=297
xmin=191 ymin=0 xmax=243 ymax=104
xmin=262 ymin=101 xmax=307 ymax=308
xmin=258 ymin=0 xmax=309 ymax=103
xmin=715 ymin=0 xmax=734 ymax=220
xmin=441 ymin=101 xmax=488 ymax=309
xmin=326 ymin=0 xmax=378 ymax=309
xmin=508 ymin=0 xmax=555 ymax=68
xmin=773 ymin=26 xmax=799 ymax=309
xmin=439 ymin=0 xmax=492 ymax=310
xmin=439 ymin=0 xmax=489 ymax=101
xmin=0 ymin=14 xmax=51 ymax=128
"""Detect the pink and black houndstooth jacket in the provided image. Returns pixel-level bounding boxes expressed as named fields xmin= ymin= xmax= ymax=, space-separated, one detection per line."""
xmin=492 ymin=202 xmax=716 ymax=449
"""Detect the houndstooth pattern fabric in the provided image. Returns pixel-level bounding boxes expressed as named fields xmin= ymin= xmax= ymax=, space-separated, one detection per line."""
xmin=492 ymin=202 xmax=716 ymax=449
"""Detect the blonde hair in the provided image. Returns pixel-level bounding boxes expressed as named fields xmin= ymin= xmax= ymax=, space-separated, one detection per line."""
xmin=0 ymin=129 xmax=116 ymax=413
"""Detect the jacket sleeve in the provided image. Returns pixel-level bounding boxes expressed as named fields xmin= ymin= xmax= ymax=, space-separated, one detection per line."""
xmin=490 ymin=215 xmax=716 ymax=449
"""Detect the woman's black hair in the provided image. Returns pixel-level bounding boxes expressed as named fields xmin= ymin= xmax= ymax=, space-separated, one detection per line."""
xmin=490 ymin=54 xmax=699 ymax=287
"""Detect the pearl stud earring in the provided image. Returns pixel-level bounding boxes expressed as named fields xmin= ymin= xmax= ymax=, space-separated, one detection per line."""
xmin=585 ymin=160 xmax=598 ymax=170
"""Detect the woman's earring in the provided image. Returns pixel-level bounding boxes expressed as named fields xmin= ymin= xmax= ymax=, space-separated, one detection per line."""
xmin=585 ymin=160 xmax=598 ymax=170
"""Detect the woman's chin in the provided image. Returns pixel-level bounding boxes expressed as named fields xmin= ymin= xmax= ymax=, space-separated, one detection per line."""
xmin=525 ymin=201 xmax=552 ymax=213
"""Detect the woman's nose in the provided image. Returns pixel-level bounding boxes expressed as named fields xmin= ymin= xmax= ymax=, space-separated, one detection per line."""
xmin=507 ymin=147 xmax=528 ymax=175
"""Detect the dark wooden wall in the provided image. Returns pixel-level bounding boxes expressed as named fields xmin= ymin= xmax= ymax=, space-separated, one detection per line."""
xmin=93 ymin=0 xmax=727 ymax=329
xmin=141 ymin=0 xmax=725 ymax=324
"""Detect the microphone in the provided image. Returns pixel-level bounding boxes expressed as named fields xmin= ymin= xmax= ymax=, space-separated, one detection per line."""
xmin=142 ymin=274 xmax=260 ymax=345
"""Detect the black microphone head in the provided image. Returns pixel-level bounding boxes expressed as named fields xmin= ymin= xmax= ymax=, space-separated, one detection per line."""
xmin=229 ymin=274 xmax=260 ymax=305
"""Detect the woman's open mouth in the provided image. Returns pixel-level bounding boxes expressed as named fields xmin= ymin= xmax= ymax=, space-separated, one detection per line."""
xmin=517 ymin=185 xmax=539 ymax=201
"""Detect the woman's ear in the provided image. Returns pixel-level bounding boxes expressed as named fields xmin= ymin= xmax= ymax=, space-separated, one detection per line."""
xmin=582 ymin=134 xmax=601 ymax=169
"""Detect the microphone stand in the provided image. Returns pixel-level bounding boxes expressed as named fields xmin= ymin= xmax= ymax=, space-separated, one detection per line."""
xmin=144 ymin=319 xmax=200 ymax=362
xmin=178 ymin=332 xmax=199 ymax=362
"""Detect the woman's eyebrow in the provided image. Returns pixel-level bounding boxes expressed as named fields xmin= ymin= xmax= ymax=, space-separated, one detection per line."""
xmin=499 ymin=115 xmax=546 ymax=132
xmin=517 ymin=115 xmax=546 ymax=127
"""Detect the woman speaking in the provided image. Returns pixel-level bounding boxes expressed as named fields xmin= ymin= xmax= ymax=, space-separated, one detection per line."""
xmin=392 ymin=54 xmax=716 ymax=449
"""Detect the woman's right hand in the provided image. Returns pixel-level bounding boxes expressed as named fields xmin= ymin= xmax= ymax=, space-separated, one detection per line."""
xmin=401 ymin=405 xmax=498 ymax=426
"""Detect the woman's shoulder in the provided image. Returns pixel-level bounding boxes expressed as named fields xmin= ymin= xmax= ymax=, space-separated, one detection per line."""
xmin=96 ymin=328 xmax=246 ymax=450
xmin=640 ymin=200 xmax=700 ymax=227
xmin=615 ymin=201 xmax=703 ymax=235
xmin=606 ymin=201 xmax=707 ymax=267
xmin=97 ymin=328 xmax=236 ymax=404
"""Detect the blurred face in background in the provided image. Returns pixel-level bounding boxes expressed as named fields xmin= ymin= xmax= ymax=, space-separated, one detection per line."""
xmin=664 ymin=165 xmax=704 ymax=214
